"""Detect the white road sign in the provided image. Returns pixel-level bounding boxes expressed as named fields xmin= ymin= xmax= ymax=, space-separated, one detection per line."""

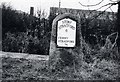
xmin=57 ymin=18 xmax=76 ymax=47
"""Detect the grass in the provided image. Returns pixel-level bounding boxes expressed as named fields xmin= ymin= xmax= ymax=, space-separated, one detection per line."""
xmin=2 ymin=35 xmax=120 ymax=80
xmin=2 ymin=56 xmax=120 ymax=80
xmin=2 ymin=57 xmax=50 ymax=80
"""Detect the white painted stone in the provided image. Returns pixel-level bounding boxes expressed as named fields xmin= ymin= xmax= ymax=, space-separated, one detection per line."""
xmin=57 ymin=18 xmax=76 ymax=47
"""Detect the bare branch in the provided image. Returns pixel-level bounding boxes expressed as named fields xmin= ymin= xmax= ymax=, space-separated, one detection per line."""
xmin=109 ymin=7 xmax=114 ymax=12
xmin=109 ymin=0 xmax=120 ymax=2
xmin=87 ymin=3 xmax=112 ymax=18
xmin=78 ymin=0 xmax=104 ymax=7
xmin=37 ymin=9 xmax=47 ymax=19
xmin=87 ymin=4 xmax=113 ymax=24
xmin=103 ymin=32 xmax=118 ymax=50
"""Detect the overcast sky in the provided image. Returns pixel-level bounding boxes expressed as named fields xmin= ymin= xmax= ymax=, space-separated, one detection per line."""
xmin=0 ymin=0 xmax=119 ymax=15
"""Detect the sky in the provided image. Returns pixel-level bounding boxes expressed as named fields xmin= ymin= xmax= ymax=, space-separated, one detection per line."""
xmin=0 ymin=0 xmax=119 ymax=16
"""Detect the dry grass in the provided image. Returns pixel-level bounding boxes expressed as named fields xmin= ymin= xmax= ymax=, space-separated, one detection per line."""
xmin=2 ymin=57 xmax=50 ymax=80
xmin=2 ymin=54 xmax=120 ymax=80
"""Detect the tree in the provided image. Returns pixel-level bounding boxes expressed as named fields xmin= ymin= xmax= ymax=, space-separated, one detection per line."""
xmin=79 ymin=0 xmax=120 ymax=49
xmin=2 ymin=3 xmax=30 ymax=39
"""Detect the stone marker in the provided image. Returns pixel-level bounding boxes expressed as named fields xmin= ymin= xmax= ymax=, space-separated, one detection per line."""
xmin=57 ymin=18 xmax=76 ymax=47
xmin=49 ymin=13 xmax=83 ymax=70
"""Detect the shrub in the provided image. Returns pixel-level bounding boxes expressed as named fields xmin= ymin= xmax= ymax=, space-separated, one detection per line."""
xmin=2 ymin=32 xmax=50 ymax=55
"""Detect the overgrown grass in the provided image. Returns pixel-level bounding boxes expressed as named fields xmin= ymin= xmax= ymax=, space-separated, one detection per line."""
xmin=2 ymin=55 xmax=120 ymax=80
xmin=2 ymin=57 xmax=50 ymax=80
xmin=2 ymin=32 xmax=120 ymax=80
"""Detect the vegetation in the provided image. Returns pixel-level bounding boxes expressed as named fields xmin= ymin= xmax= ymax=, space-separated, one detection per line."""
xmin=2 ymin=47 xmax=120 ymax=80
xmin=1 ymin=4 xmax=120 ymax=80
xmin=2 ymin=4 xmax=119 ymax=55
xmin=2 ymin=57 xmax=49 ymax=80
xmin=2 ymin=3 xmax=51 ymax=55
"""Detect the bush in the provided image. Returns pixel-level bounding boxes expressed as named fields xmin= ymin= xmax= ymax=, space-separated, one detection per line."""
xmin=2 ymin=32 xmax=50 ymax=55
xmin=2 ymin=3 xmax=51 ymax=55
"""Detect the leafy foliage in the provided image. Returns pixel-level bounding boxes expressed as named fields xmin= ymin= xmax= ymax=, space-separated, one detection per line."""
xmin=2 ymin=4 xmax=118 ymax=55
xmin=2 ymin=3 xmax=51 ymax=55
xmin=2 ymin=31 xmax=50 ymax=55
xmin=2 ymin=3 xmax=30 ymax=38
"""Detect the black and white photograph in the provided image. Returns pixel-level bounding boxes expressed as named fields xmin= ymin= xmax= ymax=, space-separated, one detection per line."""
xmin=0 ymin=0 xmax=120 ymax=81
